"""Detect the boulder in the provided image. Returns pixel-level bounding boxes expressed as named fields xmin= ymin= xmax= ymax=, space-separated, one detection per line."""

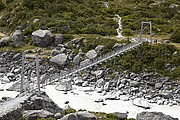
xmin=155 ymin=83 xmax=163 ymax=89
xmin=136 ymin=112 xmax=178 ymax=120
xmin=11 ymin=30 xmax=24 ymax=43
xmin=22 ymin=109 xmax=54 ymax=120
xmin=93 ymin=70 xmax=104 ymax=79
xmin=86 ymin=50 xmax=97 ymax=59
xmin=32 ymin=29 xmax=53 ymax=47
xmin=56 ymin=78 xmax=72 ymax=91
xmin=76 ymin=111 xmax=97 ymax=120
xmin=82 ymin=81 xmax=88 ymax=87
xmin=95 ymin=45 xmax=104 ymax=52
xmin=113 ymin=43 xmax=123 ymax=50
xmin=0 ymin=37 xmax=10 ymax=47
xmin=133 ymin=98 xmax=150 ymax=109
xmin=51 ymin=49 xmax=62 ymax=56
xmin=60 ymin=111 xmax=97 ymax=120
xmin=73 ymin=77 xmax=84 ymax=86
xmin=104 ymin=82 xmax=110 ymax=91
xmin=50 ymin=53 xmax=67 ymax=65
xmin=54 ymin=34 xmax=64 ymax=46
xmin=95 ymin=98 xmax=104 ymax=103
xmin=113 ymin=112 xmax=128 ymax=120
xmin=80 ymin=59 xmax=90 ymax=68
xmin=71 ymin=37 xmax=84 ymax=44
xmin=73 ymin=53 xmax=81 ymax=65
xmin=60 ymin=113 xmax=77 ymax=120
xmin=96 ymin=78 xmax=105 ymax=88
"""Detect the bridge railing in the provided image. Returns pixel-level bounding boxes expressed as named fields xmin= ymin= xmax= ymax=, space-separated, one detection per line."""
xmin=34 ymin=41 xmax=143 ymax=89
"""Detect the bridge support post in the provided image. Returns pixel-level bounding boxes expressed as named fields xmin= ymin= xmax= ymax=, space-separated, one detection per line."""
xmin=21 ymin=54 xmax=25 ymax=93
xmin=35 ymin=55 xmax=41 ymax=95
xmin=140 ymin=21 xmax=152 ymax=44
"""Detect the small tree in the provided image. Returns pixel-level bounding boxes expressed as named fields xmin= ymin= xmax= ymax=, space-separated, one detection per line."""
xmin=0 ymin=1 xmax=5 ymax=10
xmin=170 ymin=28 xmax=180 ymax=43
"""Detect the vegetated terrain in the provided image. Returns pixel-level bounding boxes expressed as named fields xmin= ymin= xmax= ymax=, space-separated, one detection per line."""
xmin=0 ymin=0 xmax=180 ymax=38
xmin=0 ymin=0 xmax=180 ymax=80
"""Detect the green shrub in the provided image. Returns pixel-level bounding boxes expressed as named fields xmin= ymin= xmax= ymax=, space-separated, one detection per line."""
xmin=122 ymin=28 xmax=133 ymax=36
xmin=64 ymin=108 xmax=76 ymax=115
xmin=0 ymin=1 xmax=5 ymax=10
xmin=170 ymin=28 xmax=180 ymax=43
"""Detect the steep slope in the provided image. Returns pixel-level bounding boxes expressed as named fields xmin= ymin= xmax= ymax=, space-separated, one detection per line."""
xmin=0 ymin=0 xmax=180 ymax=37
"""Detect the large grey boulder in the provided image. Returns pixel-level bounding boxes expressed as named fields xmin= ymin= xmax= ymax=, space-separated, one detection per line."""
xmin=76 ymin=111 xmax=97 ymax=120
xmin=112 ymin=112 xmax=128 ymax=120
xmin=22 ymin=109 xmax=54 ymax=120
xmin=56 ymin=78 xmax=72 ymax=91
xmin=54 ymin=34 xmax=64 ymax=46
xmin=136 ymin=112 xmax=178 ymax=120
xmin=133 ymin=98 xmax=150 ymax=109
xmin=80 ymin=59 xmax=90 ymax=68
xmin=86 ymin=50 xmax=97 ymax=59
xmin=32 ymin=29 xmax=53 ymax=47
xmin=11 ymin=30 xmax=24 ymax=43
xmin=50 ymin=53 xmax=67 ymax=65
xmin=0 ymin=37 xmax=10 ymax=47
xmin=60 ymin=111 xmax=97 ymax=120
xmin=73 ymin=53 xmax=81 ymax=65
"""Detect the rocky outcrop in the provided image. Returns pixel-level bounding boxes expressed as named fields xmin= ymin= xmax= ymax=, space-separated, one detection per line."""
xmin=22 ymin=109 xmax=54 ymax=120
xmin=136 ymin=112 xmax=178 ymax=120
xmin=0 ymin=93 xmax=64 ymax=120
xmin=32 ymin=29 xmax=53 ymax=47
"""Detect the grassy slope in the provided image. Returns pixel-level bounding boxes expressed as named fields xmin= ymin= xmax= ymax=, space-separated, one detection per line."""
xmin=0 ymin=0 xmax=180 ymax=36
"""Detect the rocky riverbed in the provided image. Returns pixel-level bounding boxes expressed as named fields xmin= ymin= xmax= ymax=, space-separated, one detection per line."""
xmin=0 ymin=31 xmax=180 ymax=119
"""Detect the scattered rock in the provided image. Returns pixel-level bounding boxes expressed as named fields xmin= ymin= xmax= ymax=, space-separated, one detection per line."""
xmin=86 ymin=50 xmax=97 ymax=59
xmin=133 ymin=98 xmax=150 ymax=109
xmin=11 ymin=30 xmax=24 ymax=43
xmin=80 ymin=59 xmax=90 ymax=68
xmin=95 ymin=45 xmax=104 ymax=53
xmin=73 ymin=53 xmax=81 ymax=65
xmin=54 ymin=34 xmax=64 ymax=46
xmin=155 ymin=83 xmax=163 ymax=89
xmin=95 ymin=98 xmax=104 ymax=103
xmin=32 ymin=29 xmax=53 ymax=47
xmin=113 ymin=112 xmax=128 ymax=120
xmin=136 ymin=111 xmax=178 ymax=120
xmin=113 ymin=43 xmax=123 ymax=50
xmin=50 ymin=53 xmax=67 ymax=65
xmin=0 ymin=37 xmax=10 ymax=47
xmin=23 ymin=109 xmax=54 ymax=120
xmin=55 ymin=78 xmax=72 ymax=91
xmin=96 ymin=78 xmax=105 ymax=88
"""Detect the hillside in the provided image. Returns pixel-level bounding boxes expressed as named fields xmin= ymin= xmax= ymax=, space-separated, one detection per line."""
xmin=0 ymin=0 xmax=180 ymax=38
xmin=0 ymin=0 xmax=180 ymax=80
